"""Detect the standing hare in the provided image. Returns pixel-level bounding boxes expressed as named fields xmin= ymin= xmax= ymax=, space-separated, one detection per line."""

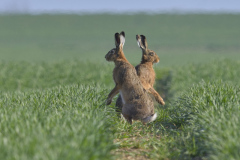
xmin=105 ymin=31 xmax=157 ymax=124
xmin=116 ymin=34 xmax=165 ymax=113
xmin=135 ymin=34 xmax=165 ymax=105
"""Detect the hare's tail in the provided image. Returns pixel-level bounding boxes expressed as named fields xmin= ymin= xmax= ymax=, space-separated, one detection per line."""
xmin=142 ymin=113 xmax=157 ymax=124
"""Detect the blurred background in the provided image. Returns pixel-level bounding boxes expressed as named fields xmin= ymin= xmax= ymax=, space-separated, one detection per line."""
xmin=0 ymin=0 xmax=240 ymax=66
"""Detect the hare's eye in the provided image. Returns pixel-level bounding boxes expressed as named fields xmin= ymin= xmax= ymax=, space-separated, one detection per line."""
xmin=149 ymin=52 xmax=155 ymax=56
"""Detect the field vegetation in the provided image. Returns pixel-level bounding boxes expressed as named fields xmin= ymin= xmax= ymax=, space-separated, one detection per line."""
xmin=0 ymin=14 xmax=240 ymax=160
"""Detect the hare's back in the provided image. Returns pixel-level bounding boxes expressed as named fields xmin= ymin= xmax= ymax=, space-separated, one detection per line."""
xmin=135 ymin=64 xmax=155 ymax=87
xmin=115 ymin=63 xmax=139 ymax=85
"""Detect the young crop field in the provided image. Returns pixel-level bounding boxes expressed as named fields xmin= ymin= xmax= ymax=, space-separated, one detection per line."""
xmin=0 ymin=14 xmax=240 ymax=160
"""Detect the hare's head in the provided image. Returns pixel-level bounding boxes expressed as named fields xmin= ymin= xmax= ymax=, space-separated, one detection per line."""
xmin=136 ymin=35 xmax=160 ymax=64
xmin=105 ymin=31 xmax=125 ymax=62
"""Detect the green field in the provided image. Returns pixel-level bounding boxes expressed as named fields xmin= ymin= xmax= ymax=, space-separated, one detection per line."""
xmin=0 ymin=14 xmax=240 ymax=160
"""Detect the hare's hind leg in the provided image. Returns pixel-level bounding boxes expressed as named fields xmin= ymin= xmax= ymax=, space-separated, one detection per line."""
xmin=122 ymin=113 xmax=133 ymax=125
xmin=115 ymin=95 xmax=123 ymax=115
xmin=122 ymin=105 xmax=134 ymax=124
xmin=126 ymin=117 xmax=133 ymax=125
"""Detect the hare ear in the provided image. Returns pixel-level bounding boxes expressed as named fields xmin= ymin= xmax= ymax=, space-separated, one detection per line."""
xmin=136 ymin=34 xmax=148 ymax=50
xmin=140 ymin=35 xmax=148 ymax=49
xmin=120 ymin=31 xmax=125 ymax=47
xmin=136 ymin=34 xmax=142 ymax=48
xmin=120 ymin=31 xmax=125 ymax=38
xmin=115 ymin=32 xmax=120 ymax=46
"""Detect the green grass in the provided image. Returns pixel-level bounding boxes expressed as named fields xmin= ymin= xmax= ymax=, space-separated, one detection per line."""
xmin=0 ymin=60 xmax=239 ymax=160
xmin=0 ymin=14 xmax=240 ymax=160
xmin=166 ymin=81 xmax=240 ymax=159
xmin=169 ymin=59 xmax=240 ymax=98
xmin=0 ymin=60 xmax=113 ymax=92
xmin=0 ymin=84 xmax=115 ymax=160
xmin=0 ymin=14 xmax=240 ymax=66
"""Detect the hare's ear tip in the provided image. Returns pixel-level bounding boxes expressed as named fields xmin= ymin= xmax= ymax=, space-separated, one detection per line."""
xmin=120 ymin=31 xmax=125 ymax=37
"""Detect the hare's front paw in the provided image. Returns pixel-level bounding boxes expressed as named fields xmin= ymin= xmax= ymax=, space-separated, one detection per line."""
xmin=157 ymin=98 xmax=165 ymax=106
xmin=106 ymin=98 xmax=112 ymax=105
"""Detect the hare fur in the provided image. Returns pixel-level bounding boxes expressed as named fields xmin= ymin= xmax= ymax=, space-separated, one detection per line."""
xmin=116 ymin=34 xmax=165 ymax=114
xmin=105 ymin=31 xmax=157 ymax=124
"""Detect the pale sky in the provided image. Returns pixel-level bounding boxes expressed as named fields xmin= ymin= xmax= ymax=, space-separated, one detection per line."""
xmin=0 ymin=0 xmax=240 ymax=14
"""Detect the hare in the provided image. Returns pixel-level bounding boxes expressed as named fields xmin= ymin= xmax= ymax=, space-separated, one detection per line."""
xmin=116 ymin=34 xmax=165 ymax=114
xmin=135 ymin=34 xmax=165 ymax=105
xmin=105 ymin=31 xmax=157 ymax=124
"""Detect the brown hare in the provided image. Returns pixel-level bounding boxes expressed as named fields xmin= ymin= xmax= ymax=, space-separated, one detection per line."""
xmin=135 ymin=34 xmax=165 ymax=105
xmin=116 ymin=34 xmax=165 ymax=113
xmin=105 ymin=31 xmax=157 ymax=124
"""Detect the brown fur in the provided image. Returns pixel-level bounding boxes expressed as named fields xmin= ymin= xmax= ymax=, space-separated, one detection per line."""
xmin=135 ymin=34 xmax=165 ymax=105
xmin=105 ymin=32 xmax=156 ymax=124
xmin=116 ymin=34 xmax=165 ymax=114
